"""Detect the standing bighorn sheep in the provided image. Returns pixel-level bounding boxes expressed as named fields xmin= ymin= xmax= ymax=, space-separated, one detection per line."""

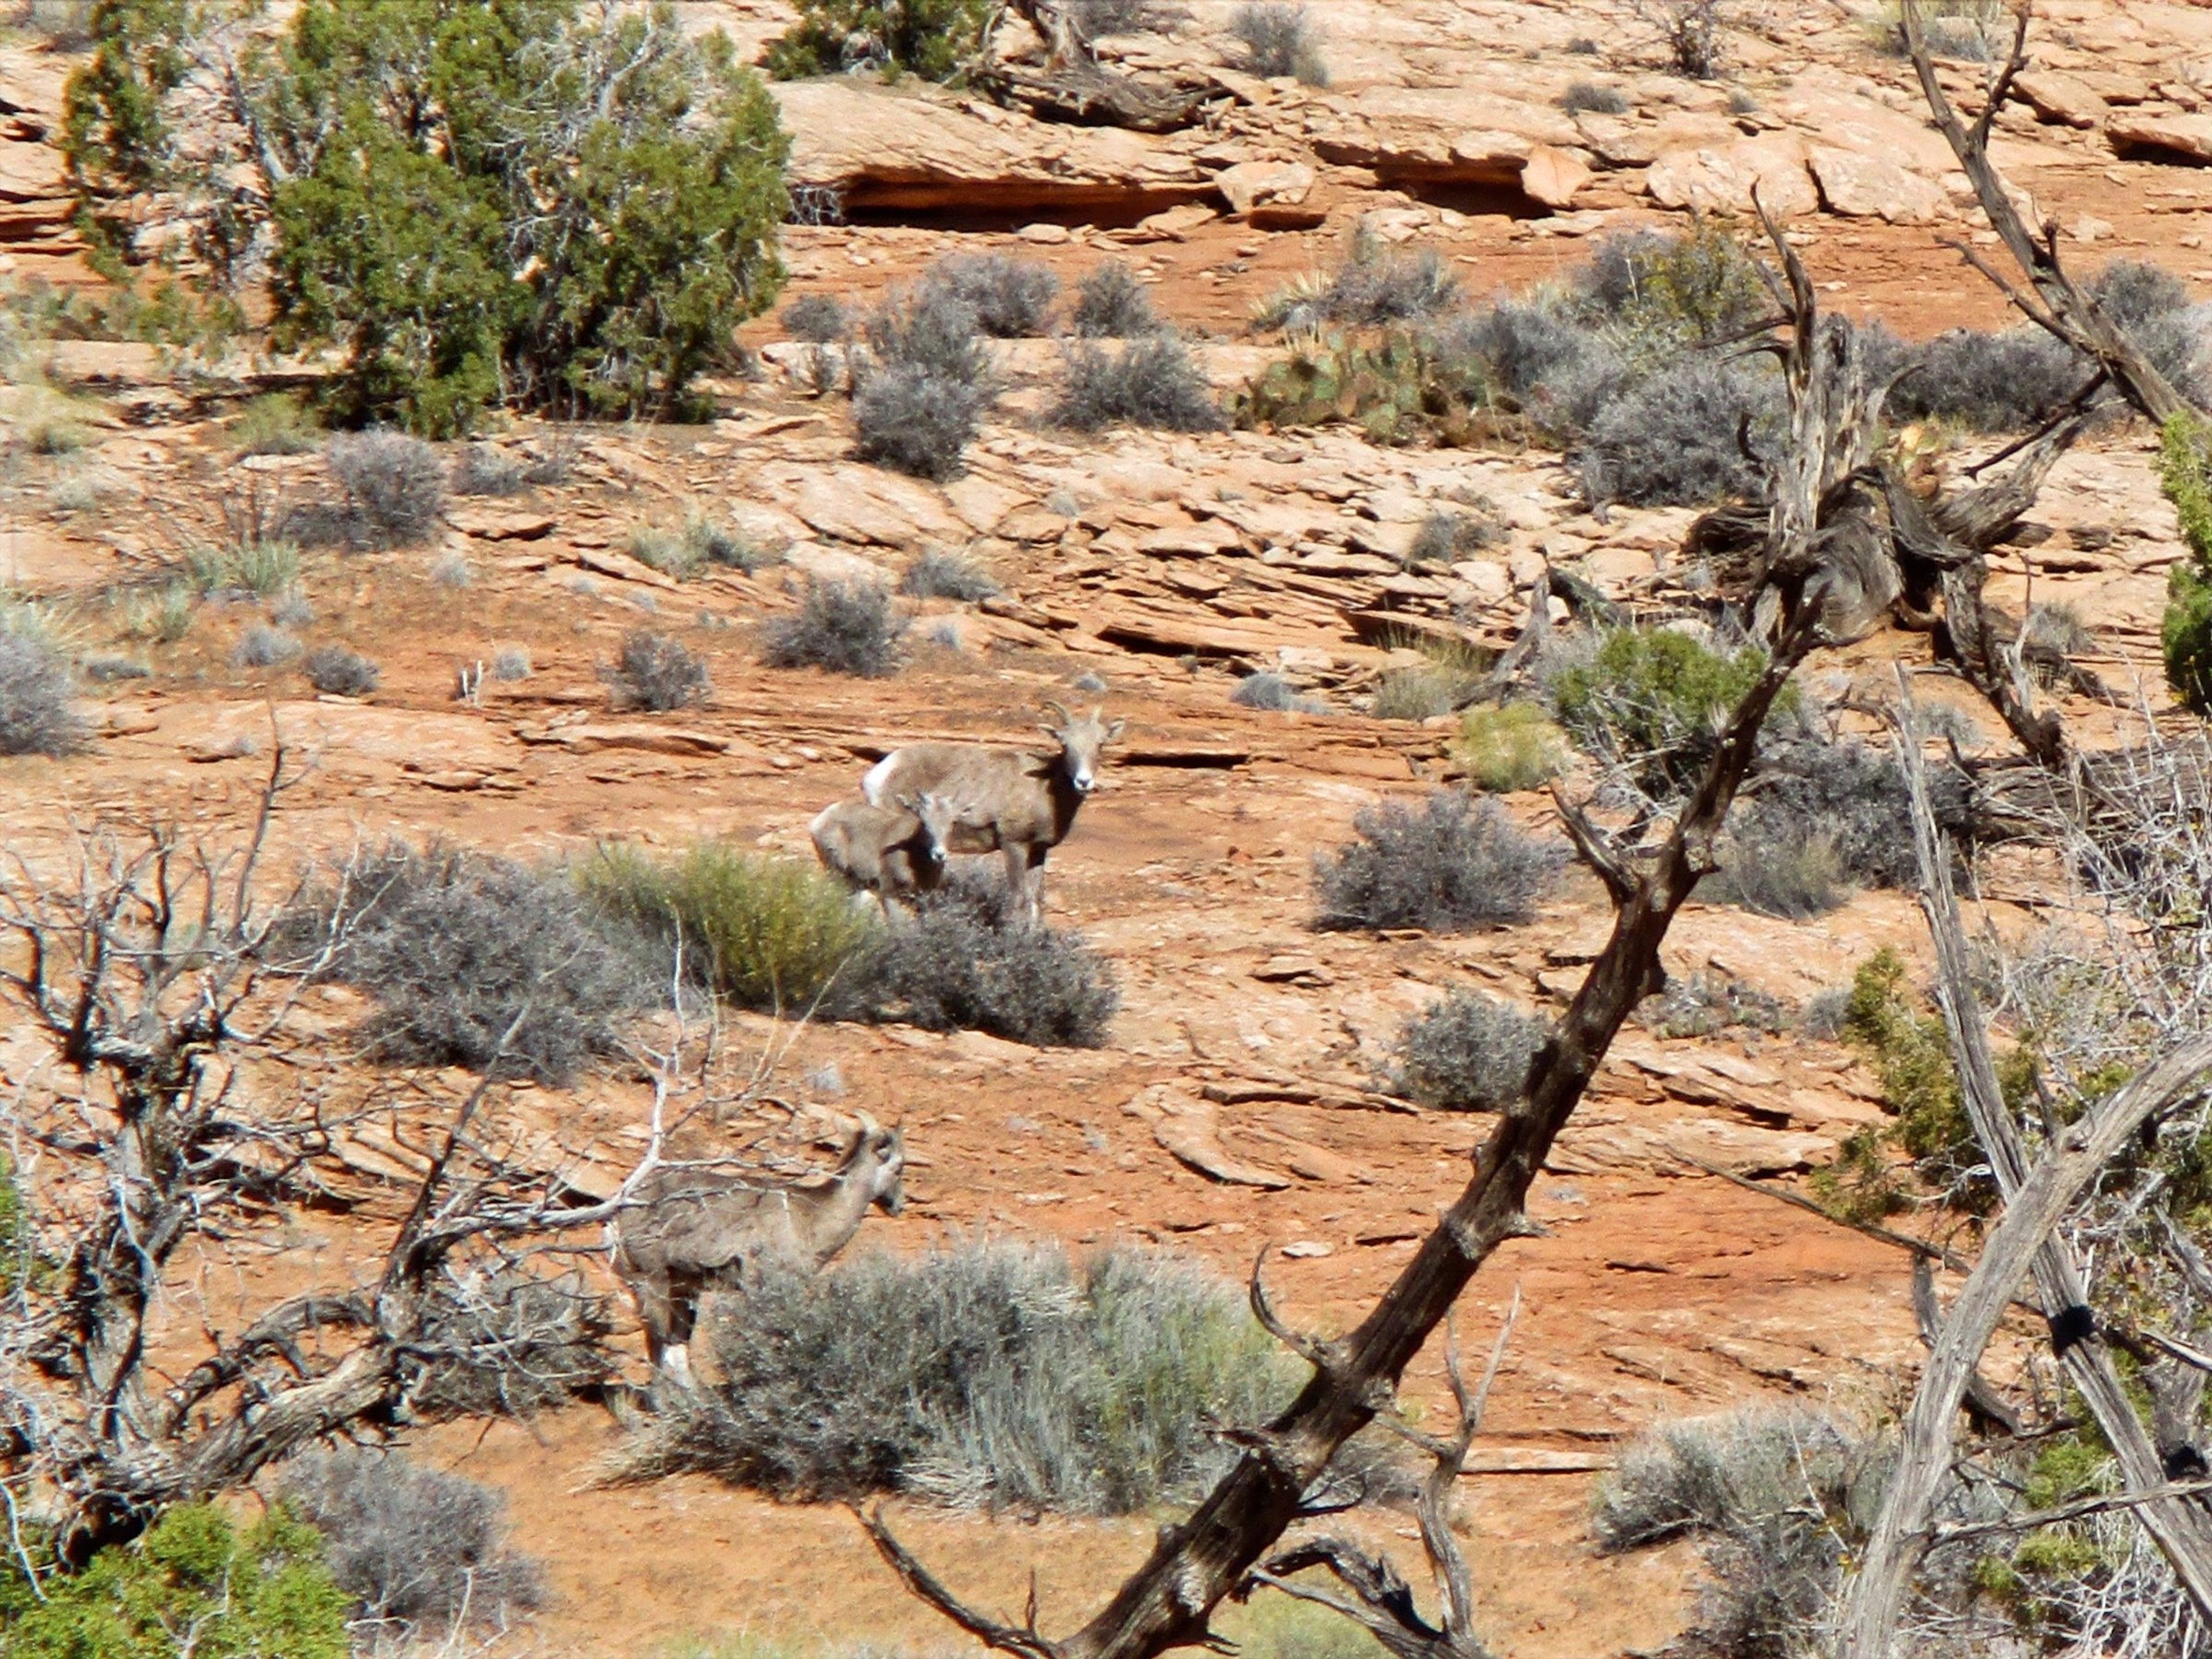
xmin=610 ymin=1114 xmax=904 ymax=1388
xmin=861 ymin=702 xmax=1123 ymax=924
xmin=809 ymin=790 xmax=960 ymax=916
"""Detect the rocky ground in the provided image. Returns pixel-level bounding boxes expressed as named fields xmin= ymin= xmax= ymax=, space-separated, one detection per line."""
xmin=2 ymin=1 xmax=2207 ymax=1654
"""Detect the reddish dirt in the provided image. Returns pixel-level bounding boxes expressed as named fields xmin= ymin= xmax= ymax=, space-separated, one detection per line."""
xmin=3 ymin=1 xmax=2207 ymax=1653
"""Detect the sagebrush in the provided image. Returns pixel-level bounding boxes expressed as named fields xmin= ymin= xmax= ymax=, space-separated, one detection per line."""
xmin=763 ymin=580 xmax=906 ymax=677
xmin=1313 ymin=791 xmax=1555 ymax=932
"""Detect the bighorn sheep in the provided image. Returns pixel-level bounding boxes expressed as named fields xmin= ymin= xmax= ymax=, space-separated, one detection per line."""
xmin=809 ymin=790 xmax=960 ymax=916
xmin=610 ymin=1115 xmax=904 ymax=1388
xmin=861 ymin=702 xmax=1123 ymax=923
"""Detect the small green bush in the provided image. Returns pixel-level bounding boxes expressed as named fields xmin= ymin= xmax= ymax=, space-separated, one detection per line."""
xmin=1705 ymin=828 xmax=1850 ymax=919
xmin=1 ymin=1152 xmax=34 ymax=1296
xmin=2162 ymin=412 xmax=2212 ymax=714
xmin=1842 ymin=947 xmax=1986 ymax=1207
xmin=1233 ymin=329 xmax=1491 ymax=446
xmin=584 ymin=843 xmax=881 ymax=1015
xmin=1455 ymin=703 xmax=1565 ymax=793
xmin=302 ymin=642 xmax=379 ymax=696
xmin=872 ymin=874 xmax=1120 ymax=1049
xmin=1256 ymin=234 xmax=1456 ymax=332
xmin=628 ymin=507 xmax=766 ymax=579
xmin=0 ymin=1503 xmax=350 ymax=1659
xmin=1551 ymin=627 xmax=1779 ymax=798
xmin=900 ymin=550 xmax=998 ymax=601
xmin=227 ymin=393 xmax=321 ymax=456
xmin=628 ymin=1240 xmax=1296 ymax=1512
xmin=764 ymin=0 xmax=997 ymax=81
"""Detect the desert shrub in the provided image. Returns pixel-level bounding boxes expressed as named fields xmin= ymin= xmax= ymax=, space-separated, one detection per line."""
xmin=0 ymin=1504 xmax=349 ymax=1659
xmin=631 ymin=1240 xmax=1294 ymax=1512
xmin=1576 ymin=357 xmax=1783 ymax=506
xmin=1229 ymin=2 xmax=1328 ymax=85
xmin=491 ymin=645 xmax=532 ymax=681
xmin=0 ymin=630 xmax=87 ymax=757
xmin=2025 ymin=600 xmax=2093 ymax=657
xmin=1073 ymin=0 xmax=1168 ymax=34
xmin=783 ymin=292 xmax=854 ymax=342
xmin=17 ymin=387 xmax=93 ymax=453
xmin=1313 ymin=790 xmax=1555 ymax=932
xmin=1705 ymin=828 xmax=1850 ymax=918
xmin=227 ymin=392 xmax=320 ymax=456
xmin=854 ymin=361 xmax=991 ymax=480
xmin=2090 ymin=257 xmax=2191 ymax=329
xmin=1593 ymin=1409 xmax=1870 ymax=1659
xmin=606 ymin=630 xmax=710 ymax=711
xmin=325 ymin=430 xmax=447 ymax=545
xmin=1560 ymin=81 xmax=1630 ymax=113
xmin=69 ymin=3 xmax=789 ymax=433
xmin=450 ymin=442 xmax=526 ymax=497
xmin=278 ymin=1449 xmax=544 ymax=1634
xmin=1371 ymin=668 xmax=1455 ymax=722
xmin=1577 ymin=224 xmax=1767 ymax=350
xmin=185 ymin=536 xmax=300 ymax=599
xmin=1233 ymin=672 xmax=1297 ymax=711
xmin=430 ymin=550 xmax=472 ymax=589
xmin=284 ymin=842 xmax=652 ymax=1082
xmin=900 ymin=550 xmax=998 ymax=601
xmin=1888 ymin=326 xmax=2081 ymax=431
xmin=115 ymin=581 xmax=195 ymax=645
xmin=628 ymin=508 xmax=757 ymax=581
xmin=1235 ymin=328 xmax=1492 ymax=445
xmin=763 ymin=579 xmax=905 ymax=677
xmin=411 ymin=1266 xmax=616 ymax=1419
xmin=1408 ymin=506 xmax=1501 ymax=565
xmin=1260 ymin=235 xmax=1457 ymax=331
xmin=1732 ymin=738 xmax=1969 ymax=890
xmin=18 ymin=0 xmax=94 ymax=47
xmin=927 ymin=253 xmax=1060 ymax=339
xmin=868 ymin=874 xmax=1119 ymax=1048
xmin=1551 ymin=627 xmax=1778 ymax=798
xmin=231 ymin=623 xmax=301 ymax=668
xmin=1455 ymin=703 xmax=1566 ymax=793
xmin=301 ymin=642 xmax=379 ymax=696
xmin=582 ymin=842 xmax=881 ymax=1015
xmin=1638 ymin=971 xmax=1790 ymax=1039
xmin=1071 ymin=262 xmax=1162 ymax=338
xmin=1390 ymin=990 xmax=1546 ymax=1111
xmin=1843 ymin=946 xmax=1983 ymax=1203
xmin=2163 ymin=412 xmax=2212 ymax=713
xmin=1441 ymin=300 xmax=1624 ymax=429
xmin=82 ymin=654 xmax=147 ymax=682
xmin=1053 ymin=334 xmax=1224 ymax=432
xmin=1633 ymin=0 xmax=1728 ymax=78
xmin=765 ymin=0 xmax=997 ymax=79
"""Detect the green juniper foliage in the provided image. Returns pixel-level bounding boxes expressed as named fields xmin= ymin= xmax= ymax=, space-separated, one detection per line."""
xmin=1 ymin=1504 xmax=351 ymax=1659
xmin=764 ymin=0 xmax=998 ymax=81
xmin=2161 ymin=411 xmax=2212 ymax=714
xmin=66 ymin=1 xmax=789 ymax=434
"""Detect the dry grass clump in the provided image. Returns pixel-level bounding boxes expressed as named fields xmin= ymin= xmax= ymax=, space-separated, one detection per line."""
xmin=1454 ymin=703 xmax=1566 ymax=793
xmin=1229 ymin=2 xmax=1328 ymax=84
xmin=925 ymin=252 xmax=1060 ymax=339
xmin=899 ymin=550 xmax=999 ymax=601
xmin=230 ymin=623 xmax=301 ymax=668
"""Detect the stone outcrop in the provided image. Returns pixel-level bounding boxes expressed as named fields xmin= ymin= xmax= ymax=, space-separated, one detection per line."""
xmin=1645 ymin=134 xmax=1818 ymax=218
xmin=771 ymin=79 xmax=1217 ymax=221
xmin=2108 ymin=112 xmax=2212 ymax=165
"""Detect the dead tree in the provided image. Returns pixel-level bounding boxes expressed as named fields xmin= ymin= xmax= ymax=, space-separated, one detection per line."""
xmin=860 ymin=206 xmax=1883 ymax=1659
xmin=975 ymin=2 xmax=1212 ymax=132
xmin=1900 ymin=0 xmax=2195 ymax=427
xmin=1836 ymin=690 xmax=2212 ymax=1657
xmin=0 ymin=755 xmax=637 ymax=1567
xmin=1241 ymin=1293 xmax=1521 ymax=1659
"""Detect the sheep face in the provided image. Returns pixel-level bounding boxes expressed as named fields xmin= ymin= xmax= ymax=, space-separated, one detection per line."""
xmin=1040 ymin=702 xmax=1125 ymax=796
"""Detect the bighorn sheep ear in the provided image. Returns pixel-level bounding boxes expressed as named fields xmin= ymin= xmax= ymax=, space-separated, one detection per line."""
xmin=1041 ymin=699 xmax=1072 ymax=727
xmin=1105 ymin=718 xmax=1126 ymax=741
xmin=851 ymin=1109 xmax=883 ymax=1138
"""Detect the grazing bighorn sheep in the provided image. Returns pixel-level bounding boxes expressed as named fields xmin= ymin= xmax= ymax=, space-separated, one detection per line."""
xmin=610 ymin=1114 xmax=904 ymax=1388
xmin=861 ymin=702 xmax=1123 ymax=924
xmin=809 ymin=790 xmax=960 ymax=916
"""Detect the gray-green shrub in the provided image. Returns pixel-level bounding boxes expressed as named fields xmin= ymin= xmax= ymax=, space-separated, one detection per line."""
xmin=1390 ymin=990 xmax=1546 ymax=1111
xmin=1313 ymin=791 xmax=1555 ymax=932
xmin=0 ymin=631 xmax=88 ymax=757
xmin=1230 ymin=2 xmax=1328 ymax=84
xmin=606 ymin=630 xmax=710 ymax=710
xmin=326 ymin=431 xmax=448 ymax=545
xmin=1052 ymin=335 xmax=1224 ymax=432
xmin=869 ymin=872 xmax=1119 ymax=1048
xmin=1072 ymin=262 xmax=1162 ymax=338
xmin=302 ymin=643 xmax=379 ymax=696
xmin=628 ymin=1240 xmax=1295 ymax=1512
xmin=763 ymin=579 xmax=906 ymax=676
xmin=927 ymin=253 xmax=1060 ymax=339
